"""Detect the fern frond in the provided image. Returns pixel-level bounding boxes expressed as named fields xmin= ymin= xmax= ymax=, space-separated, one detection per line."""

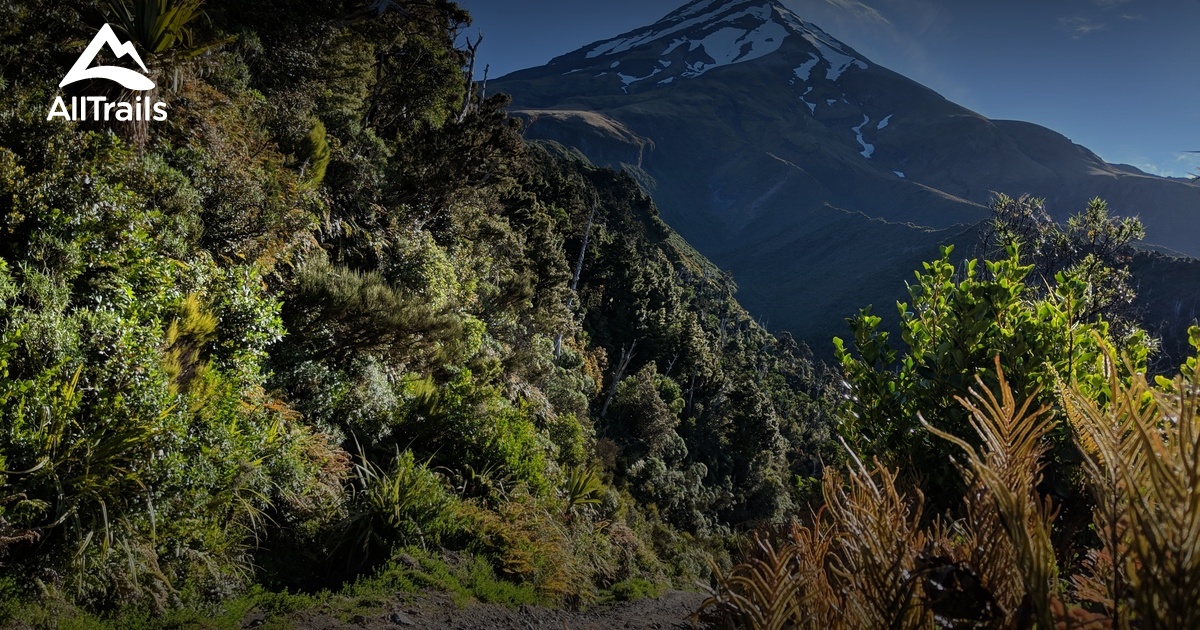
xmin=923 ymin=357 xmax=1059 ymax=630
xmin=1061 ymin=338 xmax=1200 ymax=628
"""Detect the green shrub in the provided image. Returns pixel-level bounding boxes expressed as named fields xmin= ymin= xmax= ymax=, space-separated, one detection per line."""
xmin=607 ymin=577 xmax=665 ymax=602
xmin=338 ymin=449 xmax=462 ymax=565
xmin=396 ymin=370 xmax=552 ymax=495
xmin=299 ymin=119 xmax=331 ymax=190
xmin=834 ymin=244 xmax=1150 ymax=506
xmin=0 ymin=0 xmax=840 ymax=617
xmin=0 ymin=127 xmax=342 ymax=609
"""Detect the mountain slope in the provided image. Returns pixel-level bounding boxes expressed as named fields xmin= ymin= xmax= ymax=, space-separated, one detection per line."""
xmin=492 ymin=0 xmax=1200 ymax=349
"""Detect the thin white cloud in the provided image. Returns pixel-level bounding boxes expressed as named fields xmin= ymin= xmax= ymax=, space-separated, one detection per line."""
xmin=875 ymin=0 xmax=944 ymax=34
xmin=1094 ymin=0 xmax=1134 ymax=8
xmin=1058 ymin=16 xmax=1108 ymax=38
xmin=782 ymin=0 xmax=971 ymax=105
xmin=1124 ymin=153 xmax=1200 ymax=178
xmin=821 ymin=0 xmax=891 ymax=25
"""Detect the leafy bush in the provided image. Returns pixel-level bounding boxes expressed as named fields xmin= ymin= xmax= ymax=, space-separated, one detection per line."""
xmin=835 ymin=244 xmax=1150 ymax=508
xmin=607 ymin=577 xmax=664 ymax=602
xmin=987 ymin=194 xmax=1145 ymax=338
xmin=0 ymin=121 xmax=340 ymax=609
xmin=394 ymin=370 xmax=553 ymax=495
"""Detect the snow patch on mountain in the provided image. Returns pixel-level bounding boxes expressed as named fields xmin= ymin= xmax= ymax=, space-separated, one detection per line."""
xmin=586 ymin=3 xmax=774 ymax=59
xmin=777 ymin=6 xmax=868 ymax=81
xmin=619 ymin=67 xmax=664 ymax=91
xmin=663 ymin=38 xmax=689 ymax=55
xmin=852 ymin=115 xmax=874 ymax=158
xmin=572 ymin=0 xmax=869 ymax=90
xmin=681 ymin=19 xmax=788 ymax=77
xmin=804 ymin=34 xmax=867 ymax=81
xmin=800 ymin=86 xmax=816 ymax=113
xmin=794 ymin=53 xmax=820 ymax=82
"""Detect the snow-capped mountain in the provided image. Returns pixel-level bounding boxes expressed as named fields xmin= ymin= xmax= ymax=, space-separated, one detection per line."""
xmin=531 ymin=0 xmax=876 ymax=98
xmin=565 ymin=0 xmax=866 ymax=89
xmin=492 ymin=0 xmax=1200 ymax=348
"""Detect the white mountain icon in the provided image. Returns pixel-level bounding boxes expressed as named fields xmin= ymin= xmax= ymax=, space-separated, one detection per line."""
xmin=60 ymin=23 xmax=156 ymax=91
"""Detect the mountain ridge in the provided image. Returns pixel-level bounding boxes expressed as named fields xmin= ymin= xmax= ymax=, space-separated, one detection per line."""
xmin=492 ymin=0 xmax=1200 ymax=349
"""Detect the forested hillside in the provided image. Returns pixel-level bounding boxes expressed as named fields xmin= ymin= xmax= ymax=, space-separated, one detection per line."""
xmin=6 ymin=1 xmax=1200 ymax=628
xmin=0 ymin=0 xmax=835 ymax=622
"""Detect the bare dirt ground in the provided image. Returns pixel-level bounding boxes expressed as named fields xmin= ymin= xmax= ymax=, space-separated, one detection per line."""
xmin=287 ymin=590 xmax=707 ymax=630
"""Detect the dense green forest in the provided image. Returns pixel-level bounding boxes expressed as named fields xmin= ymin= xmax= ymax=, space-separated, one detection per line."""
xmin=2 ymin=1 xmax=1199 ymax=628
xmin=0 ymin=0 xmax=838 ymax=623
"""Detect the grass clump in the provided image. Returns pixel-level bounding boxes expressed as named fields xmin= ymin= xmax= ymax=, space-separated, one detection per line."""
xmin=606 ymin=578 xmax=666 ymax=602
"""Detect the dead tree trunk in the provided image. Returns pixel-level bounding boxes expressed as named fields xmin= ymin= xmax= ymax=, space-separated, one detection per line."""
xmin=686 ymin=369 xmax=698 ymax=415
xmin=457 ymin=34 xmax=483 ymax=123
xmin=599 ymin=340 xmax=637 ymax=419
xmin=664 ymin=352 xmax=679 ymax=375
xmin=555 ymin=203 xmax=597 ymax=359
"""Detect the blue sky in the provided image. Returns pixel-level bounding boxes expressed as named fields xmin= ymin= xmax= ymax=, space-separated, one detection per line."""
xmin=457 ymin=0 xmax=1200 ymax=177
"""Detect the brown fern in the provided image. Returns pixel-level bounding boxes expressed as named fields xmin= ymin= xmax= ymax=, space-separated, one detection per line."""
xmin=700 ymin=532 xmax=807 ymax=630
xmin=824 ymin=454 xmax=929 ymax=629
xmin=1063 ymin=343 xmax=1200 ymax=629
xmin=923 ymin=357 xmax=1059 ymax=629
xmin=699 ymin=455 xmax=935 ymax=630
xmin=952 ymin=478 xmax=1023 ymax=622
xmin=1059 ymin=349 xmax=1140 ymax=626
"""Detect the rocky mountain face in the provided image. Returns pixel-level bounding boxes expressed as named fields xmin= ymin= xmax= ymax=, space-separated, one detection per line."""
xmin=492 ymin=0 xmax=1200 ymax=350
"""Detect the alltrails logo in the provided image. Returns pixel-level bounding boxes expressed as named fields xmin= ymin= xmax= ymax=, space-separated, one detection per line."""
xmin=47 ymin=24 xmax=168 ymax=122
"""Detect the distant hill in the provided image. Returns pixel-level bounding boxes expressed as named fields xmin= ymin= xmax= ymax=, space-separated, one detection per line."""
xmin=492 ymin=0 xmax=1200 ymax=352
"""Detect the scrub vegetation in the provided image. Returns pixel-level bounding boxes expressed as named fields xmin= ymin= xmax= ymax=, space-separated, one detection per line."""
xmin=0 ymin=1 xmax=1194 ymax=628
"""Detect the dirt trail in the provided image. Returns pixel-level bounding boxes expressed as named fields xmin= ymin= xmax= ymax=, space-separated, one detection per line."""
xmin=288 ymin=590 xmax=707 ymax=630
